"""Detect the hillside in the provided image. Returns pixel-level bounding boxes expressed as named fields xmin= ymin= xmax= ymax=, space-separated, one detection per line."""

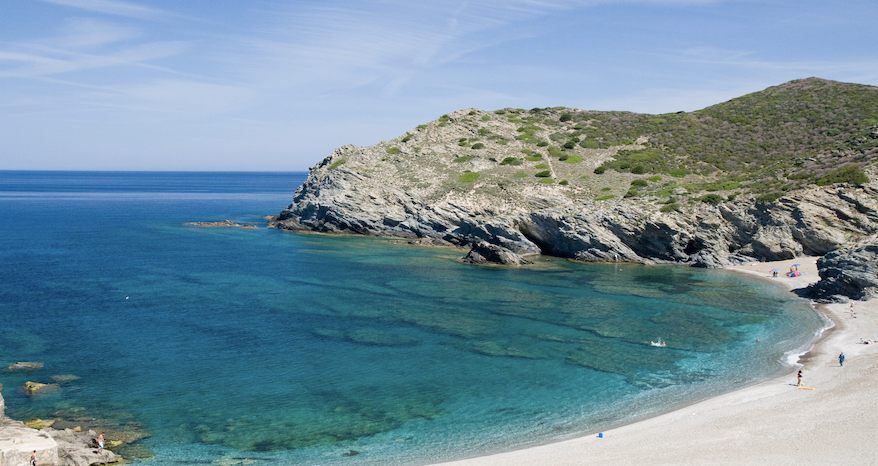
xmin=276 ymin=78 xmax=878 ymax=288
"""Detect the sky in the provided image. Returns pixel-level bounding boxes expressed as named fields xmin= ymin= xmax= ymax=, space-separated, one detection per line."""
xmin=1 ymin=0 xmax=877 ymax=171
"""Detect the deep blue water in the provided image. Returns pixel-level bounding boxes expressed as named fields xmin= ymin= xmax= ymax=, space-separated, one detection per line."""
xmin=0 ymin=171 xmax=825 ymax=465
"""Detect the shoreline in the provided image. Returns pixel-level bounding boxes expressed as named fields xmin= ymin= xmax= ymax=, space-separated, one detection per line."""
xmin=434 ymin=257 xmax=878 ymax=466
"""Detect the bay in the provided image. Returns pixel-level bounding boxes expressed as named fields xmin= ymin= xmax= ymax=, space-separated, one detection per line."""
xmin=0 ymin=171 xmax=825 ymax=465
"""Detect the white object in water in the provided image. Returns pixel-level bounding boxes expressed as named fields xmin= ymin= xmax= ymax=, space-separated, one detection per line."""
xmin=651 ymin=338 xmax=666 ymax=347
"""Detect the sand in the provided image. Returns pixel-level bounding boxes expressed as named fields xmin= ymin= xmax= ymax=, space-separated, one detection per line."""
xmin=436 ymin=257 xmax=878 ymax=466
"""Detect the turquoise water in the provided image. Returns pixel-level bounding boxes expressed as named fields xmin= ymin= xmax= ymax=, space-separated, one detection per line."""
xmin=0 ymin=171 xmax=825 ymax=465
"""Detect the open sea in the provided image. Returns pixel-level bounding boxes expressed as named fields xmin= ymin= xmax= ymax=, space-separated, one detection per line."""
xmin=0 ymin=171 xmax=826 ymax=465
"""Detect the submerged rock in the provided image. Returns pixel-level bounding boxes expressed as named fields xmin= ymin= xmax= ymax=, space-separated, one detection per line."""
xmin=5 ymin=362 xmax=44 ymax=372
xmin=186 ymin=220 xmax=258 ymax=229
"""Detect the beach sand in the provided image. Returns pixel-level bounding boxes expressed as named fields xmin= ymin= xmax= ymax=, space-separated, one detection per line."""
xmin=436 ymin=257 xmax=878 ymax=465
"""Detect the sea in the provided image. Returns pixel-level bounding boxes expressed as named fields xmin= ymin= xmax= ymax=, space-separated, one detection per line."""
xmin=0 ymin=171 xmax=827 ymax=466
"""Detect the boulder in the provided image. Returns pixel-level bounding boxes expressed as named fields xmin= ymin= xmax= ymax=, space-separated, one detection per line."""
xmin=807 ymin=236 xmax=878 ymax=301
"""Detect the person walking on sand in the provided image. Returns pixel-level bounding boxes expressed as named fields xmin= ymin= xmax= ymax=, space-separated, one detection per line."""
xmin=839 ymin=352 xmax=845 ymax=367
xmin=31 ymin=450 xmax=37 ymax=466
xmin=796 ymin=370 xmax=803 ymax=387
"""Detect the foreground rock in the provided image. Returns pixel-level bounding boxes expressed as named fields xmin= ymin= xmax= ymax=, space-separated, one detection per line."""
xmin=807 ymin=235 xmax=878 ymax=301
xmin=1 ymin=389 xmax=120 ymax=466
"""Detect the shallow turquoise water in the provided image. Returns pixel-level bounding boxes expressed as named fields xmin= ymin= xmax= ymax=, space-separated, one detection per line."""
xmin=0 ymin=171 xmax=825 ymax=465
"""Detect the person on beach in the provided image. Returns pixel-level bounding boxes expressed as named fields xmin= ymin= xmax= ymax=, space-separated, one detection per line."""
xmin=96 ymin=433 xmax=104 ymax=454
xmin=796 ymin=370 xmax=803 ymax=387
xmin=31 ymin=450 xmax=37 ymax=466
xmin=839 ymin=352 xmax=845 ymax=367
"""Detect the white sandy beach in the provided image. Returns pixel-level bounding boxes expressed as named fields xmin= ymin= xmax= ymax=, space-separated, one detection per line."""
xmin=436 ymin=257 xmax=878 ymax=465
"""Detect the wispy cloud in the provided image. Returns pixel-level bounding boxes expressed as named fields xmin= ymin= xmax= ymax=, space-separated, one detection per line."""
xmin=37 ymin=0 xmax=170 ymax=19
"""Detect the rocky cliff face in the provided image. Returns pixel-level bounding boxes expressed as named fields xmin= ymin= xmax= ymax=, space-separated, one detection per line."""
xmin=276 ymin=101 xmax=878 ymax=301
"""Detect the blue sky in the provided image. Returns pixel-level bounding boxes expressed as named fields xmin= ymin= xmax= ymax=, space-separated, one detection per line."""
xmin=2 ymin=0 xmax=877 ymax=171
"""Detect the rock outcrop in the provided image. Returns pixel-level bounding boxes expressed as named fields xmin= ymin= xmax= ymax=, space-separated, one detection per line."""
xmin=0 ymin=389 xmax=119 ymax=466
xmin=807 ymin=236 xmax=878 ymax=302
xmin=277 ymin=140 xmax=878 ymax=269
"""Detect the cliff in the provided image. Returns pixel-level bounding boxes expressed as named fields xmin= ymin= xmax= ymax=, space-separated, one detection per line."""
xmin=276 ymin=78 xmax=878 ymax=296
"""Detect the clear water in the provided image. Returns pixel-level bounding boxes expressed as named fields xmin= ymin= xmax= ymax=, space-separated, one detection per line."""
xmin=0 ymin=171 xmax=825 ymax=465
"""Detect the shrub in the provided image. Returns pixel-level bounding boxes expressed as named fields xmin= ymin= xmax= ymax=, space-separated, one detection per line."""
xmin=539 ymin=178 xmax=554 ymax=184
xmin=670 ymin=168 xmax=689 ymax=177
xmin=815 ymin=166 xmax=869 ymax=186
xmin=401 ymin=134 xmax=412 ymax=143
xmin=481 ymin=115 xmax=491 ymax=121
xmin=471 ymin=143 xmax=485 ymax=149
xmin=660 ymin=203 xmax=680 ymax=213
xmin=560 ymin=113 xmax=573 ymax=122
xmin=756 ymin=192 xmax=782 ymax=203
xmin=548 ymin=146 xmax=563 ymax=157
xmin=559 ymin=180 xmax=569 ymax=185
xmin=595 ymin=194 xmax=615 ymax=201
xmin=417 ymin=124 xmax=427 ymax=130
xmin=623 ymin=189 xmax=638 ymax=198
xmin=535 ymin=170 xmax=551 ymax=178
xmin=500 ymin=157 xmax=523 ymax=166
xmin=648 ymin=175 xmax=663 ymax=182
xmin=513 ymin=171 xmax=528 ymax=178
xmin=630 ymin=179 xmax=648 ymax=188
xmin=525 ymin=154 xmax=544 ymax=161
xmin=631 ymin=165 xmax=646 ymax=174
xmin=562 ymin=141 xmax=577 ymax=149
xmin=580 ymin=140 xmax=601 ymax=149
xmin=594 ymin=166 xmax=607 ymax=174
xmin=328 ymin=159 xmax=347 ymax=170
xmin=564 ymin=155 xmax=583 ymax=163
xmin=558 ymin=154 xmax=569 ymax=161
xmin=600 ymin=187 xmax=611 ymax=191
xmin=536 ymin=141 xmax=549 ymax=147
xmin=535 ymin=164 xmax=549 ymax=169
xmin=453 ymin=155 xmax=473 ymax=163
xmin=697 ymin=194 xmax=724 ymax=205
xmin=460 ymin=171 xmax=480 ymax=182
xmin=386 ymin=147 xmax=401 ymax=154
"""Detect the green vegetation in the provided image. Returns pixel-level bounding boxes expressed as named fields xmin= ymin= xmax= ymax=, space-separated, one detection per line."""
xmin=595 ymin=194 xmax=616 ymax=201
xmin=630 ymin=179 xmax=648 ymax=188
xmin=500 ymin=157 xmax=523 ymax=166
xmin=460 ymin=171 xmax=481 ymax=182
xmin=559 ymin=180 xmax=569 ymax=185
xmin=328 ymin=159 xmax=347 ymax=170
xmin=453 ymin=155 xmax=473 ymax=163
xmin=401 ymin=134 xmax=412 ymax=143
xmin=815 ymin=166 xmax=869 ymax=186
xmin=582 ymin=78 xmax=878 ymax=199
xmin=660 ymin=203 xmax=681 ymax=212
xmin=548 ymin=146 xmax=563 ymax=157
xmin=535 ymin=163 xmax=549 ymax=169
xmin=513 ymin=171 xmax=528 ymax=178
xmin=594 ymin=166 xmax=607 ymax=174
xmin=535 ymin=170 xmax=551 ymax=178
xmin=696 ymin=194 xmax=725 ymax=205
xmin=648 ymin=175 xmax=663 ymax=182
xmin=525 ymin=154 xmax=544 ymax=161
xmin=472 ymin=143 xmax=485 ymax=149
xmin=481 ymin=115 xmax=491 ymax=121
xmin=385 ymin=147 xmax=401 ymax=154
xmin=563 ymin=154 xmax=583 ymax=163
xmin=539 ymin=178 xmax=554 ymax=184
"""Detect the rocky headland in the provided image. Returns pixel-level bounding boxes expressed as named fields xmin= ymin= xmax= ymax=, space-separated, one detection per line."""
xmin=275 ymin=78 xmax=878 ymax=300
